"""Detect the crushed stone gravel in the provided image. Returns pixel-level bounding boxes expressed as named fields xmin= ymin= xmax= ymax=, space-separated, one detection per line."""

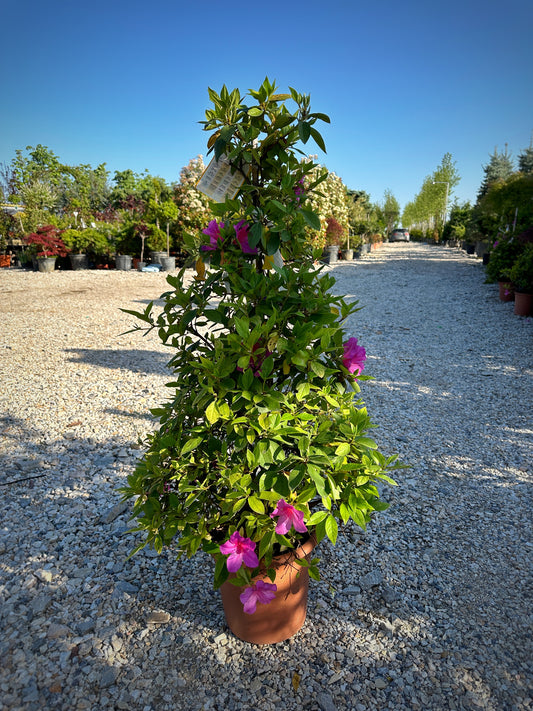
xmin=0 ymin=243 xmax=531 ymax=711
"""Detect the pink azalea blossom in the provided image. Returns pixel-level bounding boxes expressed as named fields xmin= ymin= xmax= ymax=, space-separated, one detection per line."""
xmin=239 ymin=580 xmax=277 ymax=614
xmin=234 ymin=220 xmax=258 ymax=255
xmin=342 ymin=337 xmax=366 ymax=376
xmin=270 ymin=499 xmax=308 ymax=535
xmin=201 ymin=220 xmax=224 ymax=251
xmin=219 ymin=531 xmax=259 ymax=573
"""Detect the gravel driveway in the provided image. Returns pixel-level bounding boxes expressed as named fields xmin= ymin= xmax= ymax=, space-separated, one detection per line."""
xmin=1 ymin=243 xmax=531 ymax=711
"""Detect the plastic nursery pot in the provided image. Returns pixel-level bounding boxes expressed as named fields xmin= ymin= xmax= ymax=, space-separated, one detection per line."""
xmin=160 ymin=256 xmax=176 ymax=271
xmin=69 ymin=254 xmax=89 ymax=270
xmin=37 ymin=257 xmax=57 ymax=273
xmin=219 ymin=535 xmax=317 ymax=645
xmin=322 ymin=245 xmax=339 ymax=265
xmin=115 ymin=255 xmax=132 ymax=271
xmin=150 ymin=251 xmax=167 ymax=265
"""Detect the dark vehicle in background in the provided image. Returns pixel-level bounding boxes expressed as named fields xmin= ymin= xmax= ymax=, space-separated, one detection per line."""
xmin=390 ymin=228 xmax=410 ymax=242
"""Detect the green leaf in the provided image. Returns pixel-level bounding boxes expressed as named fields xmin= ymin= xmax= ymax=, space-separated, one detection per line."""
xmin=181 ymin=436 xmax=203 ymax=456
xmin=296 ymin=382 xmax=310 ymax=401
xmin=248 ymin=496 xmax=265 ymax=514
xmin=258 ymin=529 xmax=275 ymax=559
xmin=310 ymin=127 xmax=327 ymax=153
xmin=205 ymin=401 xmax=219 ymax=425
xmin=325 ymin=515 xmax=338 ymax=545
xmin=291 ymin=350 xmax=309 ymax=368
xmin=265 ymin=231 xmax=280 ymax=255
xmin=248 ymin=107 xmax=264 ymax=117
xmin=298 ymin=122 xmax=311 ymax=143
xmin=339 ymin=502 xmax=350 ymax=524
xmin=310 ymin=361 xmax=326 ymax=378
xmin=234 ymin=317 xmax=250 ymax=339
xmin=310 ymin=112 xmax=331 ymax=123
xmin=272 ymin=474 xmax=290 ymax=498
xmin=307 ymin=510 xmax=328 ymax=526
xmin=249 ymin=222 xmax=263 ymax=248
xmin=308 ymin=565 xmax=321 ymax=581
xmin=237 ymin=355 xmax=250 ymax=370
xmin=300 ymin=209 xmax=321 ymax=231
xmin=335 ymin=442 xmax=351 ymax=457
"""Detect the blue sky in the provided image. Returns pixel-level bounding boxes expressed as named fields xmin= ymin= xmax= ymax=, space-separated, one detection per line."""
xmin=1 ymin=0 xmax=532 ymax=213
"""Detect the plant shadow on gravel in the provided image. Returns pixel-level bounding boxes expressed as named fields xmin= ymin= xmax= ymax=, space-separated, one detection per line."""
xmin=65 ymin=347 xmax=170 ymax=375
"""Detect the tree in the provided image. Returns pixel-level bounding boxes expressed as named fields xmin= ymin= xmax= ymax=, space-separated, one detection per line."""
xmin=381 ymin=189 xmax=400 ymax=237
xmin=518 ymin=138 xmax=533 ymax=175
xmin=442 ymin=201 xmax=472 ymax=241
xmin=62 ymin=163 xmax=110 ymax=217
xmin=304 ymin=163 xmax=349 ymax=249
xmin=11 ymin=144 xmax=64 ymax=194
xmin=477 ymin=145 xmax=515 ymax=200
xmin=402 ymin=153 xmax=460 ymax=238
xmin=173 ymin=156 xmax=213 ymax=248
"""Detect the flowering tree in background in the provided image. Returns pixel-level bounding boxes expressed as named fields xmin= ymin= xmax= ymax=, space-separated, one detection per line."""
xmin=304 ymin=162 xmax=350 ymax=249
xmin=173 ymin=156 xmax=214 ymax=249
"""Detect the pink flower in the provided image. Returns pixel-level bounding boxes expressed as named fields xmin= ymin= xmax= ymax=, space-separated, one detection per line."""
xmin=270 ymin=499 xmax=307 ymax=535
xmin=239 ymin=580 xmax=277 ymax=614
xmin=342 ymin=337 xmax=366 ymax=376
xmin=294 ymin=178 xmax=305 ymax=205
xmin=234 ymin=220 xmax=257 ymax=254
xmin=201 ymin=220 xmax=224 ymax=251
xmin=219 ymin=532 xmax=259 ymax=573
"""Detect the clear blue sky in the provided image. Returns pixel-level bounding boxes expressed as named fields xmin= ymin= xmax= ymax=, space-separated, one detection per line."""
xmin=1 ymin=0 xmax=532 ymax=213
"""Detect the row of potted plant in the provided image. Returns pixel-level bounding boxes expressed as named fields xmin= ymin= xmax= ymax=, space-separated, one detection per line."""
xmin=458 ymin=228 xmax=533 ymax=316
xmin=491 ymin=239 xmax=533 ymax=316
xmin=7 ymin=224 xmax=180 ymax=272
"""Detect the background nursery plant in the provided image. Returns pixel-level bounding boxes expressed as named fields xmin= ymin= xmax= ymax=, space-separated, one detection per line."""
xmin=120 ymin=79 xmax=398 ymax=625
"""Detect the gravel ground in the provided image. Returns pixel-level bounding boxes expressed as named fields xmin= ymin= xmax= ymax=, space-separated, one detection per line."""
xmin=0 ymin=243 xmax=531 ymax=711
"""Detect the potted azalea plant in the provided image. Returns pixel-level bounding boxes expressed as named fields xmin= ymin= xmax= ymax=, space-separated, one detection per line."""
xmin=120 ymin=79 xmax=399 ymax=644
xmin=24 ymin=224 xmax=70 ymax=272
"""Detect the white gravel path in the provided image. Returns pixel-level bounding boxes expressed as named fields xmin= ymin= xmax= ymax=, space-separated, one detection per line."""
xmin=0 ymin=243 xmax=531 ymax=711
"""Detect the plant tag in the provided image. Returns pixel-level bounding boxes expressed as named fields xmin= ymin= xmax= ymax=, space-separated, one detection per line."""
xmin=197 ymin=155 xmax=250 ymax=202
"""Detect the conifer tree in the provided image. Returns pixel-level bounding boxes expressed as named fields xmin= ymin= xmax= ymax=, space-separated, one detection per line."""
xmin=518 ymin=137 xmax=533 ymax=175
xmin=477 ymin=145 xmax=515 ymax=200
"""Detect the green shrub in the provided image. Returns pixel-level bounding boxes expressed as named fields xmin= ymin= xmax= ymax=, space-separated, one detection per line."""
xmin=485 ymin=236 xmax=523 ymax=282
xmin=509 ymin=244 xmax=533 ymax=293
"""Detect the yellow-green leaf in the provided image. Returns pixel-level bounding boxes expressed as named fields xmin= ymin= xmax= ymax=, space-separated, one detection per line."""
xmin=205 ymin=401 xmax=219 ymax=425
xmin=248 ymin=496 xmax=265 ymax=514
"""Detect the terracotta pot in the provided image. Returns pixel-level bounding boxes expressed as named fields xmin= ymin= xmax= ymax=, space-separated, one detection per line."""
xmin=498 ymin=281 xmax=514 ymax=302
xmin=219 ymin=535 xmax=316 ymax=644
xmin=514 ymin=292 xmax=532 ymax=316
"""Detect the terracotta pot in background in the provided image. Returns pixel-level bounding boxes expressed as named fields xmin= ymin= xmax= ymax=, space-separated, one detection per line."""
xmin=514 ymin=292 xmax=532 ymax=316
xmin=498 ymin=281 xmax=514 ymax=302
xmin=219 ymin=535 xmax=317 ymax=644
